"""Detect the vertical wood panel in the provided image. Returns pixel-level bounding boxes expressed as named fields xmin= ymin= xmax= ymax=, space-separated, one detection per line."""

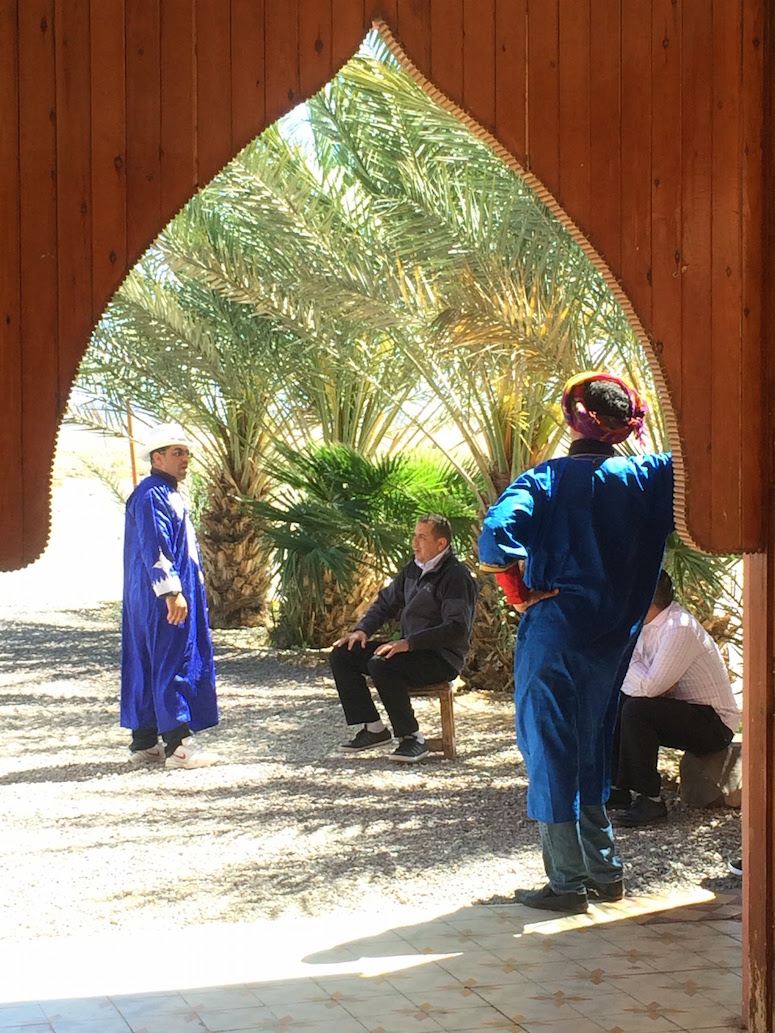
xmin=526 ymin=0 xmax=559 ymax=190
xmin=740 ymin=1 xmax=764 ymax=550
xmin=430 ymin=0 xmax=463 ymax=104
xmin=743 ymin=551 xmax=775 ymax=1031
xmin=160 ymin=0 xmax=195 ymax=219
xmin=125 ymin=0 xmax=161 ymax=264
xmin=463 ymin=0 xmax=495 ymax=131
xmin=265 ymin=1 xmax=300 ymax=126
xmin=588 ymin=0 xmax=620 ymax=273
xmin=678 ymin=2 xmax=713 ymax=546
xmin=367 ymin=0 xmax=397 ymax=34
xmin=196 ymin=0 xmax=232 ymax=187
xmin=231 ymin=0 xmax=265 ymax=154
xmin=0 ymin=0 xmax=23 ymax=566
xmin=710 ymin=0 xmax=743 ymax=543
xmin=90 ymin=0 xmax=126 ymax=320
xmin=55 ymin=0 xmax=93 ymax=403
xmin=620 ymin=0 xmax=652 ymax=332
xmin=494 ymin=0 xmax=527 ymax=164
xmin=395 ymin=0 xmax=431 ymax=72
xmin=299 ymin=0 xmax=333 ymax=100
xmin=650 ymin=1 xmax=682 ymax=438
xmin=332 ymin=0 xmax=366 ymax=71
xmin=18 ymin=0 xmax=58 ymax=563
xmin=558 ymin=0 xmax=590 ymax=232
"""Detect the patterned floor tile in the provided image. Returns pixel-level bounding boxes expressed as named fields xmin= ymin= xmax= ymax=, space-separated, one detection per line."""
xmin=473 ymin=981 xmax=602 ymax=1024
xmin=0 ymin=1027 xmax=53 ymax=1033
xmin=41 ymin=1000 xmax=122 ymax=1023
xmin=112 ymin=994 xmax=197 ymax=1024
xmin=432 ymin=1002 xmax=530 ymax=1031
xmin=48 ymin=1018 xmax=131 ymax=1033
xmin=399 ymin=988 xmax=490 ymax=1012
xmin=308 ymin=974 xmax=401 ymax=1001
xmin=0 ymin=1002 xmax=48 ymax=1027
xmin=122 ymin=1014 xmax=206 ymax=1033
xmin=194 ymin=1004 xmax=280 ymax=1032
xmin=180 ymin=990 xmax=263 ymax=1011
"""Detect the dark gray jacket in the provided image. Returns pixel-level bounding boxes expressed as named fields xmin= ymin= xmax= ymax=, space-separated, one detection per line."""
xmin=355 ymin=552 xmax=478 ymax=673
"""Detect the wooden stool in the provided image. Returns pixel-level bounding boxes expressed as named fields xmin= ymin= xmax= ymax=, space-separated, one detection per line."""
xmin=408 ymin=682 xmax=457 ymax=759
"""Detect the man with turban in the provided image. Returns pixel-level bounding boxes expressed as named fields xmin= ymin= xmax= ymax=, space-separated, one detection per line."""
xmin=479 ymin=373 xmax=673 ymax=912
xmin=121 ymin=422 xmax=219 ymax=769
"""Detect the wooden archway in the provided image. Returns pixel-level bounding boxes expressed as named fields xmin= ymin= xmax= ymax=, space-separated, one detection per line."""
xmin=1 ymin=2 xmax=773 ymax=1026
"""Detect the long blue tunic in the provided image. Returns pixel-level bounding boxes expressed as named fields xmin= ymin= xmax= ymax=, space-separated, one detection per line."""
xmin=479 ymin=449 xmax=673 ymax=823
xmin=121 ymin=472 xmax=218 ymax=735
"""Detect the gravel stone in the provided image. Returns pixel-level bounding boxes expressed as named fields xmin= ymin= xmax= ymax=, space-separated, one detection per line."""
xmin=0 ymin=602 xmax=742 ymax=942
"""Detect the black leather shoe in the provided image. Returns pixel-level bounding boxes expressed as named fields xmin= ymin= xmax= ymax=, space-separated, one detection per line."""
xmin=515 ymin=884 xmax=589 ymax=914
xmin=615 ymin=795 xmax=668 ymax=827
xmin=606 ymin=786 xmax=633 ymax=809
xmin=587 ymin=878 xmax=624 ymax=902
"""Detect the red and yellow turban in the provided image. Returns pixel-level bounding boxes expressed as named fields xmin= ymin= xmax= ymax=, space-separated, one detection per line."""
xmin=561 ymin=371 xmax=647 ymax=445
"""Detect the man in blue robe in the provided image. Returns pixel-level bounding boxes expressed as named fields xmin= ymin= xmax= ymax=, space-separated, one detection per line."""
xmin=479 ymin=373 xmax=673 ymax=913
xmin=121 ymin=423 xmax=219 ymax=769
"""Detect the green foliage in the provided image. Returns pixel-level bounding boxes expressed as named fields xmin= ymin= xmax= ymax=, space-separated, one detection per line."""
xmin=71 ymin=29 xmax=740 ymax=661
xmin=243 ymin=443 xmax=477 ymax=607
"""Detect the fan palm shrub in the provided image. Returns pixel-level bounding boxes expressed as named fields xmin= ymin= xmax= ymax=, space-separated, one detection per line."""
xmin=242 ymin=444 xmax=478 ymax=647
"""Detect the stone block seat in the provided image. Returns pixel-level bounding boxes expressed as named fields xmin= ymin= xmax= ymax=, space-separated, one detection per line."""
xmin=679 ymin=733 xmax=743 ymax=808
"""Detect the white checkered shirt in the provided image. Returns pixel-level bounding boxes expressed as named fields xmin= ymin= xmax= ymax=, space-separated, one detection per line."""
xmin=621 ymin=600 xmax=740 ymax=732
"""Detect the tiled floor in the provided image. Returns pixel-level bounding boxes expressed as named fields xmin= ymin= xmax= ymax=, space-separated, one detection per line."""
xmin=0 ymin=890 xmax=743 ymax=1033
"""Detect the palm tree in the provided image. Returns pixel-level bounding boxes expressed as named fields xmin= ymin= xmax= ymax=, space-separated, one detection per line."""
xmin=242 ymin=445 xmax=478 ymax=647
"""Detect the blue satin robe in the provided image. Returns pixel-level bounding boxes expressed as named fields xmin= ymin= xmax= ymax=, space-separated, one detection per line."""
xmin=479 ymin=450 xmax=673 ymax=823
xmin=121 ymin=472 xmax=218 ymax=735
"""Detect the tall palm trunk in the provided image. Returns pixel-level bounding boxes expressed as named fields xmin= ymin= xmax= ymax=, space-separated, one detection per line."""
xmin=198 ymin=471 xmax=273 ymax=629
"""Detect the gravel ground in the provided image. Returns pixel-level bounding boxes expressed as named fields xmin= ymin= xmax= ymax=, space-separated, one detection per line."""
xmin=0 ymin=602 xmax=742 ymax=944
xmin=0 ymin=463 xmax=742 ymax=944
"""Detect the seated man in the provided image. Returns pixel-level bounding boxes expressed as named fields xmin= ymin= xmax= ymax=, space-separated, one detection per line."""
xmin=611 ymin=570 xmax=741 ymax=826
xmin=329 ymin=514 xmax=478 ymax=763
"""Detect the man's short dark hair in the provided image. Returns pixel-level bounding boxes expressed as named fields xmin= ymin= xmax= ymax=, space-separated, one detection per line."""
xmin=418 ymin=514 xmax=452 ymax=543
xmin=583 ymin=379 xmax=632 ymax=428
xmin=652 ymin=570 xmax=674 ymax=611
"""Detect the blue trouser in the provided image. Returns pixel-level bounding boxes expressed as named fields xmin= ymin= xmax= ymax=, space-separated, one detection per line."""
xmin=538 ymin=804 xmax=622 ymax=894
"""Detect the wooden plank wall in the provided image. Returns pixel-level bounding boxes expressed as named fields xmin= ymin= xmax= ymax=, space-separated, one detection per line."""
xmin=0 ymin=0 xmax=764 ymax=571
xmin=0 ymin=2 xmax=772 ymax=1027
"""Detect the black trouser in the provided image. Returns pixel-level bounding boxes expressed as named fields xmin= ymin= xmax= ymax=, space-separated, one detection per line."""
xmin=612 ymin=694 xmax=733 ymax=798
xmin=329 ymin=641 xmax=457 ymax=738
xmin=131 ymin=723 xmax=190 ymax=756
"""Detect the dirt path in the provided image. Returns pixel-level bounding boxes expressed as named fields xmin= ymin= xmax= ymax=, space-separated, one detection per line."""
xmin=0 ymin=460 xmax=742 ymax=943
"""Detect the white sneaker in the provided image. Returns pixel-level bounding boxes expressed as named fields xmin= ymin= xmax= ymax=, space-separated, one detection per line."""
xmin=165 ymin=735 xmax=219 ymax=769
xmin=128 ymin=743 xmax=166 ymax=766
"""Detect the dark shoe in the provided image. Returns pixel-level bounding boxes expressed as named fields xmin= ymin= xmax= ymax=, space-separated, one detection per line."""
xmin=606 ymin=786 xmax=633 ymax=809
xmin=340 ymin=727 xmax=392 ymax=751
xmin=615 ymin=795 xmax=668 ymax=827
xmin=728 ymin=858 xmax=743 ymax=876
xmin=587 ymin=878 xmax=624 ymax=902
xmin=515 ymin=884 xmax=588 ymax=914
xmin=389 ymin=736 xmax=430 ymax=763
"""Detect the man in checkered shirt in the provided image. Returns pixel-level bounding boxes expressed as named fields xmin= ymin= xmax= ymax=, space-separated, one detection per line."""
xmin=609 ymin=570 xmax=740 ymax=826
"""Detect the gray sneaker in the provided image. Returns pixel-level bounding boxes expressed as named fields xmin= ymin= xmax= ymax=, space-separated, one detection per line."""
xmin=340 ymin=727 xmax=393 ymax=751
xmin=128 ymin=743 xmax=165 ymax=766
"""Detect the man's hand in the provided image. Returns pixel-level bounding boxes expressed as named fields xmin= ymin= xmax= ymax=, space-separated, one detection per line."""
xmin=332 ymin=629 xmax=367 ymax=650
xmin=165 ymin=592 xmax=188 ymax=625
xmin=373 ymin=639 xmax=410 ymax=659
xmin=514 ymin=588 xmax=559 ymax=613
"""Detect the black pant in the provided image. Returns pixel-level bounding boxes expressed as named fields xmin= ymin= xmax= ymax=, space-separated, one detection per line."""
xmin=131 ymin=723 xmax=190 ymax=756
xmin=612 ymin=694 xmax=733 ymax=798
xmin=329 ymin=641 xmax=457 ymax=738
